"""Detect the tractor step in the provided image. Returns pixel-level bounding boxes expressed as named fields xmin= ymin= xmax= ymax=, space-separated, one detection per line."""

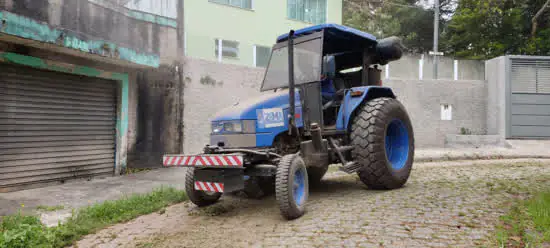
xmin=339 ymin=162 xmax=362 ymax=174
xmin=328 ymin=137 xmax=360 ymax=174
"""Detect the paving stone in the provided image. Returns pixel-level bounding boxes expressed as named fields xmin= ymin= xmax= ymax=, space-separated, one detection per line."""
xmin=74 ymin=159 xmax=550 ymax=248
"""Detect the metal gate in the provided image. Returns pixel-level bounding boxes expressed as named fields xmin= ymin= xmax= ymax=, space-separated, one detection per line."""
xmin=0 ymin=64 xmax=117 ymax=192
xmin=509 ymin=58 xmax=550 ymax=138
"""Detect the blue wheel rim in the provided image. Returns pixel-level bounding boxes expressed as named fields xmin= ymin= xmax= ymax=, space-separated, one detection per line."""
xmin=293 ymin=167 xmax=306 ymax=206
xmin=385 ymin=119 xmax=409 ymax=170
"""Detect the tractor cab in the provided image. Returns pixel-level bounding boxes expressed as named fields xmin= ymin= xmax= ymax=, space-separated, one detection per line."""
xmin=261 ymin=24 xmax=402 ymax=133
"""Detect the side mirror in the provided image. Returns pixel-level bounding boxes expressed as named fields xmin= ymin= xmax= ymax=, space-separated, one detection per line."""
xmin=374 ymin=36 xmax=404 ymax=65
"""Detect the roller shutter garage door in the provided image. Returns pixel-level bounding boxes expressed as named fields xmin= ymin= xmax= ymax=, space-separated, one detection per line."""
xmin=0 ymin=64 xmax=117 ymax=192
xmin=510 ymin=59 xmax=550 ymax=138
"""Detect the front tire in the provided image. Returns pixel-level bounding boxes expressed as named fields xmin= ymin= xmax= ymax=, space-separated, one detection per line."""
xmin=350 ymin=97 xmax=414 ymax=189
xmin=276 ymin=154 xmax=309 ymax=220
xmin=185 ymin=168 xmax=222 ymax=207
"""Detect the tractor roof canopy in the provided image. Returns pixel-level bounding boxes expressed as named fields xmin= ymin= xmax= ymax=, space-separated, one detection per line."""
xmin=262 ymin=24 xmax=383 ymax=91
xmin=276 ymin=24 xmax=377 ymax=55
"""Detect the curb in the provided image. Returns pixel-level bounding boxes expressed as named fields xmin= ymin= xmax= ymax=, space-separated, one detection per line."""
xmin=415 ymin=154 xmax=550 ymax=163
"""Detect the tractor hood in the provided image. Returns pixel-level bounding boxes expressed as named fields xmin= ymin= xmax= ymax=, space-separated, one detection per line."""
xmin=212 ymin=89 xmax=300 ymax=121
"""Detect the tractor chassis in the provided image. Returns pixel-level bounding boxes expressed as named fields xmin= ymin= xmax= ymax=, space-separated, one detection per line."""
xmin=165 ymin=146 xmax=282 ymax=194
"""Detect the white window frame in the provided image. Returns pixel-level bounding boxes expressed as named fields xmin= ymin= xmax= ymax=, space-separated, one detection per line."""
xmin=215 ymin=39 xmax=240 ymax=62
xmin=253 ymin=45 xmax=257 ymax=67
xmin=287 ymin=0 xmax=327 ymax=24
xmin=218 ymin=39 xmax=223 ymax=62
xmin=208 ymin=0 xmax=253 ymax=10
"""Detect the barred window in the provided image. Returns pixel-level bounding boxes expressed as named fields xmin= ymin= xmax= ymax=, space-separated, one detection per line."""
xmin=288 ymin=0 xmax=327 ymax=24
xmin=209 ymin=0 xmax=252 ymax=9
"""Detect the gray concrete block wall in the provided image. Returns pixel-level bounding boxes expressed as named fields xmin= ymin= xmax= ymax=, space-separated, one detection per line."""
xmin=183 ymin=58 xmax=265 ymax=154
xmin=381 ymin=54 xmax=485 ymax=81
xmin=182 ymin=58 xmax=488 ymax=153
xmin=485 ymin=57 xmax=507 ymax=139
xmin=384 ymin=79 xmax=487 ymax=147
xmin=458 ymin=60 xmax=485 ymax=81
xmin=126 ymin=72 xmax=139 ymax=158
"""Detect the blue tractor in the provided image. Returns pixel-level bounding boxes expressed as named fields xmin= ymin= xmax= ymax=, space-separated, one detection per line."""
xmin=164 ymin=24 xmax=414 ymax=220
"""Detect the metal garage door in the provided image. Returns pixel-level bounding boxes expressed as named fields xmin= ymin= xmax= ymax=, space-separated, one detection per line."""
xmin=0 ymin=64 xmax=117 ymax=192
xmin=509 ymin=58 xmax=550 ymax=138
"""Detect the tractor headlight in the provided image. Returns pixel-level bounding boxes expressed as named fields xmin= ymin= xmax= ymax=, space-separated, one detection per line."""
xmin=223 ymin=121 xmax=243 ymax=133
xmin=212 ymin=122 xmax=223 ymax=134
xmin=211 ymin=120 xmax=243 ymax=134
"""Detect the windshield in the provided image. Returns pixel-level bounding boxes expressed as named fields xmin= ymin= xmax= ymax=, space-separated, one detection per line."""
xmin=261 ymin=38 xmax=322 ymax=91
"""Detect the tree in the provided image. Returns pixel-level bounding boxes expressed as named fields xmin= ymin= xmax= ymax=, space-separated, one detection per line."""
xmin=343 ymin=0 xmax=454 ymax=53
xmin=444 ymin=0 xmax=550 ymax=59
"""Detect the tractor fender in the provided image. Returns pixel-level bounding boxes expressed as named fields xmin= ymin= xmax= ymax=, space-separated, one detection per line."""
xmin=336 ymin=86 xmax=396 ymax=130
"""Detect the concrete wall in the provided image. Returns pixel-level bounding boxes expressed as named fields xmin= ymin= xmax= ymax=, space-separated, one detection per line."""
xmin=381 ymin=54 xmax=485 ymax=81
xmin=1 ymin=0 xmax=180 ymax=66
xmin=182 ymin=57 xmax=488 ymax=153
xmin=182 ymin=57 xmax=265 ymax=154
xmin=385 ymin=79 xmax=487 ymax=147
xmin=485 ymin=56 xmax=507 ymax=140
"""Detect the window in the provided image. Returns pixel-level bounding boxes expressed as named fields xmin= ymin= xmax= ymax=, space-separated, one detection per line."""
xmin=209 ymin=0 xmax=252 ymax=9
xmin=254 ymin=45 xmax=271 ymax=67
xmin=125 ymin=0 xmax=177 ymax=18
xmin=287 ymin=0 xmax=327 ymax=24
xmin=215 ymin=39 xmax=240 ymax=61
xmin=262 ymin=38 xmax=323 ymax=91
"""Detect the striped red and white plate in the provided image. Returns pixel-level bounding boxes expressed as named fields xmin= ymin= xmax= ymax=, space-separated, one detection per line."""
xmin=194 ymin=181 xmax=224 ymax=193
xmin=163 ymin=154 xmax=244 ymax=168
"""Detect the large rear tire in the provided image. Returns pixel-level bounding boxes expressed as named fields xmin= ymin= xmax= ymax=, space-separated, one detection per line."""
xmin=350 ymin=97 xmax=414 ymax=189
xmin=276 ymin=154 xmax=309 ymax=220
xmin=185 ymin=168 xmax=222 ymax=207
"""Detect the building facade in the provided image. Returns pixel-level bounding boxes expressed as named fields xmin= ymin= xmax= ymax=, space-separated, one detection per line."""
xmin=0 ymin=0 xmax=184 ymax=192
xmin=184 ymin=0 xmax=342 ymax=67
xmin=128 ymin=0 xmax=343 ymax=67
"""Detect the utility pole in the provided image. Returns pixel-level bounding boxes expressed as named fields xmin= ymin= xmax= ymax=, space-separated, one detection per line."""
xmin=433 ymin=0 xmax=440 ymax=79
xmin=177 ymin=0 xmax=185 ymax=153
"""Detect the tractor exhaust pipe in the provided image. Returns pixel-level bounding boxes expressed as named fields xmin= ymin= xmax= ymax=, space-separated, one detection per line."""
xmin=374 ymin=36 xmax=404 ymax=65
xmin=288 ymin=30 xmax=297 ymax=136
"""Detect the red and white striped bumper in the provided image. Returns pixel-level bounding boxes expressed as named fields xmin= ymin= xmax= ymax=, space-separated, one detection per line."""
xmin=163 ymin=154 xmax=244 ymax=168
xmin=194 ymin=181 xmax=224 ymax=193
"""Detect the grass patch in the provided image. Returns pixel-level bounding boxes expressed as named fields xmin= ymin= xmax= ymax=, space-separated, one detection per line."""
xmin=125 ymin=168 xmax=152 ymax=175
xmin=494 ymin=191 xmax=550 ymax=247
xmin=0 ymin=187 xmax=187 ymax=248
xmin=36 ymin=205 xmax=65 ymax=212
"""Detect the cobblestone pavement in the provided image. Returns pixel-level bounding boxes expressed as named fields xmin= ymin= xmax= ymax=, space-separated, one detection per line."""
xmin=76 ymin=159 xmax=550 ymax=248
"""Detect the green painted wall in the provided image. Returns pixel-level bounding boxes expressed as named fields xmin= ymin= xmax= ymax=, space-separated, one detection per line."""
xmin=184 ymin=0 xmax=342 ymax=67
